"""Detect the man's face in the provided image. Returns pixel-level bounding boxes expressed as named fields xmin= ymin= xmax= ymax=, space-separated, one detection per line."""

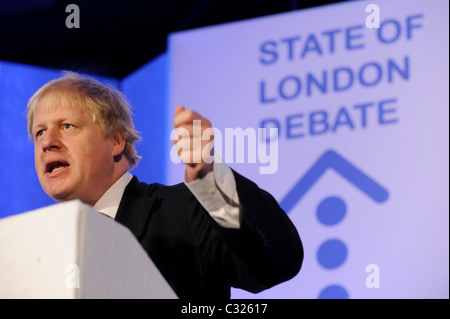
xmin=32 ymin=100 xmax=118 ymax=206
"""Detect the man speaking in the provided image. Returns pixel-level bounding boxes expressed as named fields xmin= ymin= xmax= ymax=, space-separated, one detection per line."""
xmin=27 ymin=71 xmax=303 ymax=299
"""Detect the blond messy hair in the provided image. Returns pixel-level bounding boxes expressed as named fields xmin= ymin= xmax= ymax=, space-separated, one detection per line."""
xmin=27 ymin=71 xmax=141 ymax=168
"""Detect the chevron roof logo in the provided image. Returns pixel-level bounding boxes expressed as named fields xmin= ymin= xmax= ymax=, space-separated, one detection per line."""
xmin=280 ymin=150 xmax=389 ymax=299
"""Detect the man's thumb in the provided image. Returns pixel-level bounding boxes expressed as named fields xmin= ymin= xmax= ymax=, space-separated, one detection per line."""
xmin=175 ymin=105 xmax=185 ymax=116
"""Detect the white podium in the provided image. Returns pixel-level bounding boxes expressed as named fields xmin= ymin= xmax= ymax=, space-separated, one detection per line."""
xmin=0 ymin=200 xmax=178 ymax=299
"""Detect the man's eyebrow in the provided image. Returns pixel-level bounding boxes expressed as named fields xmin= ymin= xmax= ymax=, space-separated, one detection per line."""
xmin=32 ymin=122 xmax=46 ymax=131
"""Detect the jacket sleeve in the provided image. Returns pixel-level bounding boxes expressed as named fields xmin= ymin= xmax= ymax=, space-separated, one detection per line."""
xmin=187 ymin=169 xmax=303 ymax=293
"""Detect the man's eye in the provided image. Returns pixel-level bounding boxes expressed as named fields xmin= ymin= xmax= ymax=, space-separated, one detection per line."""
xmin=36 ymin=130 xmax=44 ymax=138
xmin=62 ymin=123 xmax=73 ymax=130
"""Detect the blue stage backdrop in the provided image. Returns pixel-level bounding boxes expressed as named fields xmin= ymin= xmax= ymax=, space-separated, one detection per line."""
xmin=0 ymin=0 xmax=448 ymax=299
xmin=121 ymin=53 xmax=169 ymax=186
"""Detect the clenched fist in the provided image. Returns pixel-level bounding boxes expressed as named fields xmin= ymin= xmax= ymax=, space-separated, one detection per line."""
xmin=173 ymin=105 xmax=214 ymax=182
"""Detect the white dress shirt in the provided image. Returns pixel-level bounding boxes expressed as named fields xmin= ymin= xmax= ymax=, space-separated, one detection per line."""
xmin=93 ymin=162 xmax=241 ymax=228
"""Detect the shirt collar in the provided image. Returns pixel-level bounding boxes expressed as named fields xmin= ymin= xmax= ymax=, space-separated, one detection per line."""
xmin=93 ymin=172 xmax=133 ymax=219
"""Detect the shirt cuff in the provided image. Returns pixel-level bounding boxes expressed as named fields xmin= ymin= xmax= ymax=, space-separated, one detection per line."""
xmin=184 ymin=162 xmax=241 ymax=229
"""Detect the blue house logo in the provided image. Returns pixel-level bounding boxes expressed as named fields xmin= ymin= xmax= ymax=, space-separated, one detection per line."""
xmin=280 ymin=150 xmax=389 ymax=299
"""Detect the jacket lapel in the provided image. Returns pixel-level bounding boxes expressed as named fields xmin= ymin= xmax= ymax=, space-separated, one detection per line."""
xmin=114 ymin=176 xmax=157 ymax=241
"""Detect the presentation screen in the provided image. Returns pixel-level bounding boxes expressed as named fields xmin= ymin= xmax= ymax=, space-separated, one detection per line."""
xmin=168 ymin=0 xmax=449 ymax=298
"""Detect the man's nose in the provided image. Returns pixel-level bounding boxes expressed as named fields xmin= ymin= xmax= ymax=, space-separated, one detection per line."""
xmin=41 ymin=128 xmax=62 ymax=151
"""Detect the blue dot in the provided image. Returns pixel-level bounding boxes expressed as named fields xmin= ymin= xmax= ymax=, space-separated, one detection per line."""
xmin=318 ymin=285 xmax=349 ymax=299
xmin=316 ymin=196 xmax=346 ymax=226
xmin=317 ymin=239 xmax=347 ymax=269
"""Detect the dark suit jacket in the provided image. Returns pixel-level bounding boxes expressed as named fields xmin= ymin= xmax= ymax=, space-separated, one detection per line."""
xmin=114 ymin=170 xmax=303 ymax=299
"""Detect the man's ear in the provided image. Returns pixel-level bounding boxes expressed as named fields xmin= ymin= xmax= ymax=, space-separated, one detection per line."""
xmin=112 ymin=132 xmax=126 ymax=157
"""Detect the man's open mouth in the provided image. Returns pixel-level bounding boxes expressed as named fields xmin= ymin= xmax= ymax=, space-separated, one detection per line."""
xmin=46 ymin=161 xmax=70 ymax=173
